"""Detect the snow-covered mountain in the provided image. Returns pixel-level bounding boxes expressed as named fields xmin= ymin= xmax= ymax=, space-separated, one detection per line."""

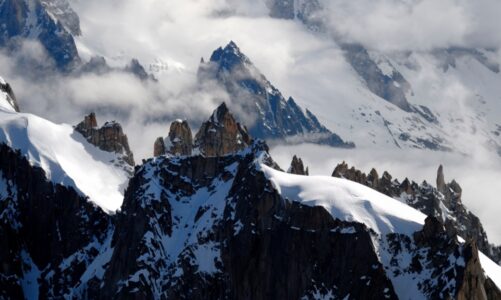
xmin=0 ymin=0 xmax=80 ymax=70
xmin=198 ymin=41 xmax=353 ymax=147
xmin=0 ymin=80 xmax=129 ymax=212
xmin=264 ymin=0 xmax=501 ymax=156
xmin=1 ymin=95 xmax=501 ymax=298
xmin=1 ymin=1 xmax=501 ymax=298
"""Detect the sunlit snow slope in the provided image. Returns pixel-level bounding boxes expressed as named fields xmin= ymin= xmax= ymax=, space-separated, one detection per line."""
xmin=0 ymin=107 xmax=128 ymax=212
xmin=260 ymin=164 xmax=501 ymax=291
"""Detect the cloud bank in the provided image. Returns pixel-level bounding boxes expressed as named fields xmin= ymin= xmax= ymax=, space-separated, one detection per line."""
xmin=1 ymin=0 xmax=500 ymax=242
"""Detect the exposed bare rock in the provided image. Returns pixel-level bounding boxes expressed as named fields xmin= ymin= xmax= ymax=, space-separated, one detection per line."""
xmin=153 ymin=137 xmax=166 ymax=157
xmin=287 ymin=155 xmax=309 ymax=175
xmin=75 ymin=113 xmax=135 ymax=166
xmin=368 ymin=168 xmax=379 ymax=189
xmin=167 ymin=120 xmax=193 ymax=156
xmin=332 ymin=161 xmax=501 ymax=266
xmin=194 ymin=103 xmax=252 ymax=157
xmin=332 ymin=161 xmax=367 ymax=184
xmin=0 ymin=78 xmax=19 ymax=112
xmin=437 ymin=164 xmax=446 ymax=194
xmin=456 ymin=241 xmax=494 ymax=300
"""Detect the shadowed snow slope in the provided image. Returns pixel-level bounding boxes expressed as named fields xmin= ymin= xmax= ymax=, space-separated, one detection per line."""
xmin=0 ymin=108 xmax=128 ymax=212
xmin=260 ymin=164 xmax=501 ymax=289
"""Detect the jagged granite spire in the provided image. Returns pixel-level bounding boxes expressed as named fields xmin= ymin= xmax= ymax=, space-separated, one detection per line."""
xmin=198 ymin=41 xmax=353 ymax=148
xmin=437 ymin=164 xmax=446 ymax=194
xmin=194 ymin=102 xmax=252 ymax=157
xmin=287 ymin=155 xmax=309 ymax=175
xmin=167 ymin=120 xmax=193 ymax=156
xmin=153 ymin=120 xmax=193 ymax=157
xmin=153 ymin=137 xmax=166 ymax=157
xmin=75 ymin=113 xmax=135 ymax=166
xmin=331 ymin=161 xmax=501 ymax=265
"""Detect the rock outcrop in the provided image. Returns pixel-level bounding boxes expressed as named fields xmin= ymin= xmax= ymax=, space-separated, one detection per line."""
xmin=153 ymin=137 xmax=166 ymax=157
xmin=153 ymin=120 xmax=194 ymax=157
xmin=287 ymin=155 xmax=309 ymax=175
xmin=332 ymin=161 xmax=501 ymax=265
xmin=0 ymin=78 xmax=19 ymax=112
xmin=167 ymin=120 xmax=193 ymax=156
xmin=194 ymin=102 xmax=251 ymax=157
xmin=75 ymin=113 xmax=135 ymax=166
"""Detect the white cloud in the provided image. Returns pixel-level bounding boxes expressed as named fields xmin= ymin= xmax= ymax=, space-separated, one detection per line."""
xmin=320 ymin=0 xmax=501 ymax=51
xmin=2 ymin=0 xmax=500 ymax=243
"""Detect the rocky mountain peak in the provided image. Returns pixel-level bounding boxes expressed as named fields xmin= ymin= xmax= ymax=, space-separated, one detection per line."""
xmin=198 ymin=42 xmax=354 ymax=148
xmin=209 ymin=41 xmax=250 ymax=71
xmin=194 ymin=103 xmax=252 ymax=157
xmin=75 ymin=113 xmax=135 ymax=166
xmin=287 ymin=155 xmax=309 ymax=175
xmin=0 ymin=0 xmax=80 ymax=70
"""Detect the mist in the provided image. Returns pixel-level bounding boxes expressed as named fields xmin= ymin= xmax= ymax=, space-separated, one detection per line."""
xmin=0 ymin=0 xmax=500 ymax=243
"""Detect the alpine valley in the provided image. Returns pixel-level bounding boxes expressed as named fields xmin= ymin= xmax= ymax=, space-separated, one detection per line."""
xmin=1 ymin=0 xmax=501 ymax=299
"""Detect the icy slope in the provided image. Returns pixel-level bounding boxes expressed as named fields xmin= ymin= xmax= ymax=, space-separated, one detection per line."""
xmin=260 ymin=164 xmax=501 ymax=290
xmin=0 ymin=108 xmax=128 ymax=212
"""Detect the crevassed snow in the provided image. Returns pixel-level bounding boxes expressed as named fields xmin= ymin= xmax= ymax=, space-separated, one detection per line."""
xmin=260 ymin=164 xmax=501 ymax=290
xmin=0 ymin=109 xmax=128 ymax=212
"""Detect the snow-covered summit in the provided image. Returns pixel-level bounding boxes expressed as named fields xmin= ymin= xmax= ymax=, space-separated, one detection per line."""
xmin=0 ymin=109 xmax=129 ymax=213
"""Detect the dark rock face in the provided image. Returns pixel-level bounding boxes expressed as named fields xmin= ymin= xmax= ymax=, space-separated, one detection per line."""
xmin=153 ymin=136 xmax=166 ymax=157
xmin=154 ymin=120 xmax=193 ymax=157
xmin=1 ymin=137 xmax=500 ymax=298
xmin=78 ymin=56 xmax=112 ymax=75
xmin=75 ymin=113 xmax=135 ymax=166
xmin=198 ymin=41 xmax=354 ymax=148
xmin=168 ymin=119 xmax=193 ymax=156
xmin=386 ymin=215 xmax=499 ymax=299
xmin=95 ymin=141 xmax=397 ymax=299
xmin=288 ymin=155 xmax=309 ymax=175
xmin=0 ymin=0 xmax=80 ymax=70
xmin=0 ymin=78 xmax=20 ymax=112
xmin=124 ymin=58 xmax=155 ymax=81
xmin=341 ymin=43 xmax=415 ymax=113
xmin=41 ymin=0 xmax=81 ymax=36
xmin=332 ymin=162 xmax=501 ymax=266
xmin=0 ymin=144 xmax=111 ymax=299
xmin=194 ymin=102 xmax=252 ymax=157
